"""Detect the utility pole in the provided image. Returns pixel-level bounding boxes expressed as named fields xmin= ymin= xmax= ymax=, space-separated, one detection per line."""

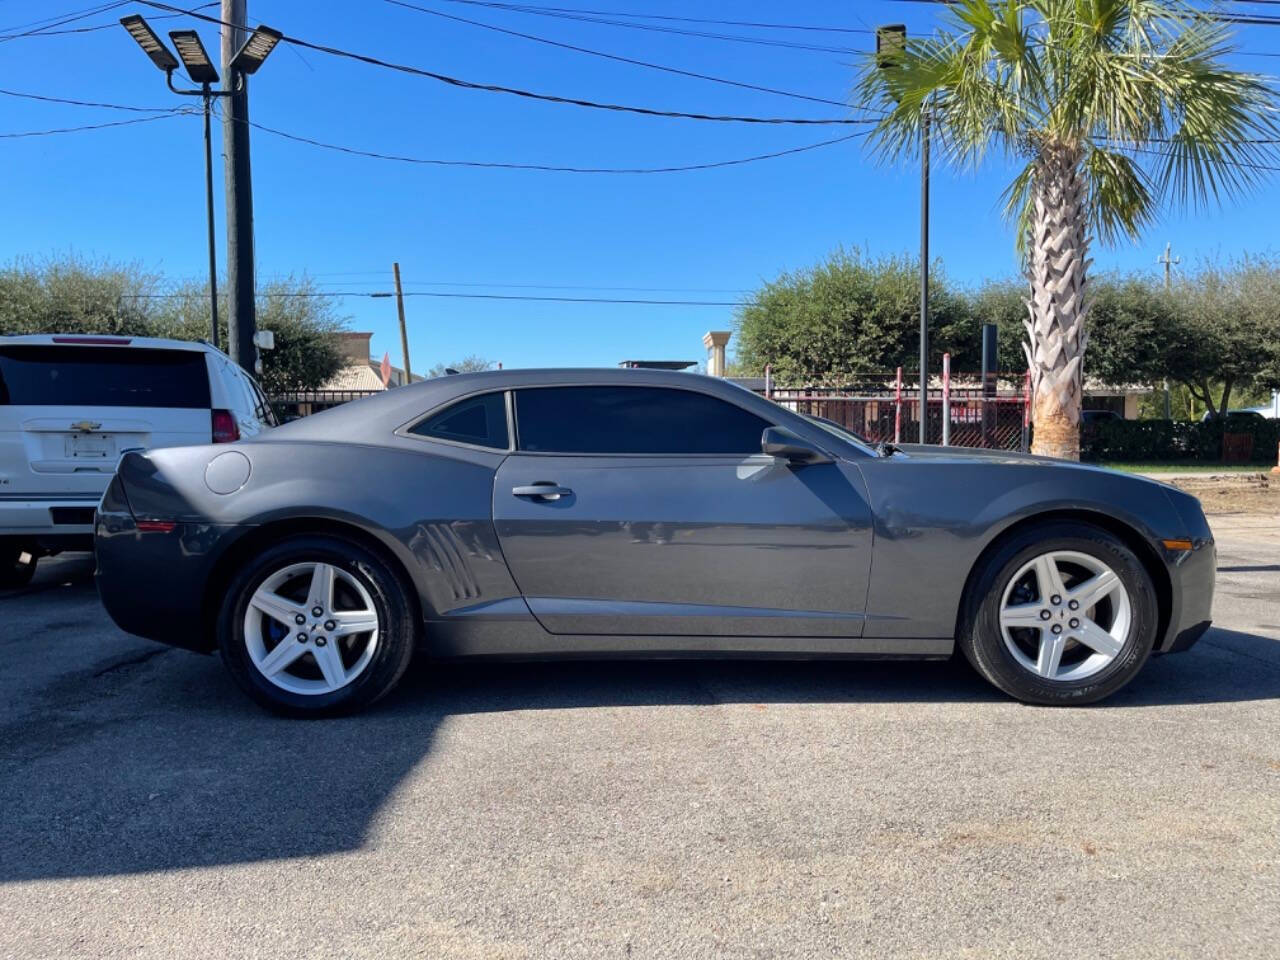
xmin=393 ymin=262 xmax=412 ymax=383
xmin=919 ymin=108 xmax=930 ymax=444
xmin=221 ymin=0 xmax=257 ymax=373
xmin=1157 ymin=242 xmax=1180 ymax=289
xmin=1156 ymin=242 xmax=1180 ymax=419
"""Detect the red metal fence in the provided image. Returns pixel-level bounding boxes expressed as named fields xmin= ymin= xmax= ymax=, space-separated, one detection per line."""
xmin=758 ymin=365 xmax=1031 ymax=451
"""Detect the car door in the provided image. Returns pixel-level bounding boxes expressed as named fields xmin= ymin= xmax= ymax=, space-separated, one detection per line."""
xmin=491 ymin=384 xmax=874 ymax=637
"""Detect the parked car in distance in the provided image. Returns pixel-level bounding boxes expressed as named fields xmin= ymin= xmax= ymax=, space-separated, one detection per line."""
xmin=1 ymin=334 xmax=275 ymax=586
xmin=95 ymin=369 xmax=1216 ymax=716
xmin=1199 ymin=409 xmax=1266 ymax=424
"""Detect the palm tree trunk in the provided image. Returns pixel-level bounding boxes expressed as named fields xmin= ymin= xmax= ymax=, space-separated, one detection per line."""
xmin=1024 ymin=141 xmax=1089 ymax=460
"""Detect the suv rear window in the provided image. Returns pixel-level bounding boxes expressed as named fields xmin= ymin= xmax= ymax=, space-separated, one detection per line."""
xmin=0 ymin=346 xmax=211 ymax=408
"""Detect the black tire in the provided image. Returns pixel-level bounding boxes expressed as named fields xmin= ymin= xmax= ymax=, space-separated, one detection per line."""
xmin=218 ymin=534 xmax=417 ymax=717
xmin=0 ymin=539 xmax=37 ymax=589
xmin=959 ymin=522 xmax=1159 ymax=706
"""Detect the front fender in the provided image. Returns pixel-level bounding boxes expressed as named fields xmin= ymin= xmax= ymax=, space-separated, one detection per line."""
xmin=853 ymin=457 xmax=1191 ymax=639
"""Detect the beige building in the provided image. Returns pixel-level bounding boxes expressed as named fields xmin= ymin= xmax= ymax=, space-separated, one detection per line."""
xmin=275 ymin=332 xmax=423 ymax=418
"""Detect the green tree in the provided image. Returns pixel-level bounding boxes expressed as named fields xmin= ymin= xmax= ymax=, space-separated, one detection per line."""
xmin=1084 ymin=261 xmax=1280 ymax=416
xmin=1171 ymin=259 xmax=1280 ymax=416
xmin=0 ymin=256 xmax=347 ymax=393
xmin=732 ymin=248 xmax=969 ymax=383
xmin=0 ymin=254 xmax=158 ymax=336
xmin=1075 ymin=272 xmax=1173 ymax=388
xmin=953 ymin=278 xmax=1030 ymax=372
xmin=857 ymin=0 xmax=1279 ymax=459
xmin=151 ymin=276 xmax=347 ymax=393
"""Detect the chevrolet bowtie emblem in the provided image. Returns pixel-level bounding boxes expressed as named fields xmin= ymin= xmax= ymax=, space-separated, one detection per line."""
xmin=70 ymin=421 xmax=102 ymax=433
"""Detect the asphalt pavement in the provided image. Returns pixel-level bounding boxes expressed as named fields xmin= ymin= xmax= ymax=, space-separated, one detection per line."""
xmin=1 ymin=519 xmax=1277 ymax=960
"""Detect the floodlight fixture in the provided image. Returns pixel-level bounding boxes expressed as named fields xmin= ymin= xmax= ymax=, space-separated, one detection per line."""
xmin=230 ymin=25 xmax=283 ymax=76
xmin=169 ymin=29 xmax=220 ymax=86
xmin=120 ymin=14 xmax=179 ymax=73
xmin=876 ymin=24 xmax=907 ymax=70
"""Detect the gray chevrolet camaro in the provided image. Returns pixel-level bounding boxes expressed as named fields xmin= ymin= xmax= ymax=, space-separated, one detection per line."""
xmin=95 ymin=368 xmax=1215 ymax=715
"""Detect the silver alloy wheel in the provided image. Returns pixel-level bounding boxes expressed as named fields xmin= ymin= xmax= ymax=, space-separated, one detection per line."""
xmin=243 ymin=561 xmax=380 ymax=696
xmin=998 ymin=550 xmax=1132 ymax=682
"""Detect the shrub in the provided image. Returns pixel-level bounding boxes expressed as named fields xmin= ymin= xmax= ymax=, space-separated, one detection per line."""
xmin=1080 ymin=418 xmax=1280 ymax=463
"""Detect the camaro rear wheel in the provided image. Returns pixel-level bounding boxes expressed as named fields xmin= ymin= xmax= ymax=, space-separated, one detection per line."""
xmin=218 ymin=535 xmax=416 ymax=716
xmin=960 ymin=522 xmax=1159 ymax=705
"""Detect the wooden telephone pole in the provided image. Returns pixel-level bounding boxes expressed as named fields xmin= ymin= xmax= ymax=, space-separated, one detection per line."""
xmin=393 ymin=263 xmax=412 ymax=383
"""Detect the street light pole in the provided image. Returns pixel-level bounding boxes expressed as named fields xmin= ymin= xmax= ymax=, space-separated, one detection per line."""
xmin=201 ymin=88 xmax=220 ymax=347
xmin=877 ymin=23 xmax=930 ymax=443
xmin=119 ymin=14 xmax=279 ymax=361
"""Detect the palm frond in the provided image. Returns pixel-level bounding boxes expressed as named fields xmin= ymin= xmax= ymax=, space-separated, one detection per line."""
xmin=851 ymin=0 xmax=1280 ymax=249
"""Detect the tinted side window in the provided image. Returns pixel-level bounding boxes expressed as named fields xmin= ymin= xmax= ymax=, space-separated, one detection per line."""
xmin=515 ymin=386 xmax=770 ymax=454
xmin=409 ymin=392 xmax=508 ymax=449
xmin=0 ymin=346 xmax=211 ymax=408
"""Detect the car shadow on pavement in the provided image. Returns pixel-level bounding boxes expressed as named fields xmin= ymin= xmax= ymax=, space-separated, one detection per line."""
xmin=2 ymin=572 xmax=1277 ymax=883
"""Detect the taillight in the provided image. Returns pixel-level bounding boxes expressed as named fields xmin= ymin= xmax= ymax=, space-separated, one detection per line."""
xmin=211 ymin=408 xmax=240 ymax=443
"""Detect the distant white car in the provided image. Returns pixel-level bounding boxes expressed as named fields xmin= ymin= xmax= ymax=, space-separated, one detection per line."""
xmin=0 ymin=334 xmax=276 ymax=586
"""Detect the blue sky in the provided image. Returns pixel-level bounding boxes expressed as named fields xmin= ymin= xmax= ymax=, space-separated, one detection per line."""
xmin=3 ymin=0 xmax=1279 ymax=372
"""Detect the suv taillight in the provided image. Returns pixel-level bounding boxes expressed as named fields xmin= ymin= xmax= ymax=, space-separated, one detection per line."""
xmin=211 ymin=408 xmax=240 ymax=443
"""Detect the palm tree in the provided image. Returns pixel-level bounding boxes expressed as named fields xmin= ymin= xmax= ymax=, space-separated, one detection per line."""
xmin=857 ymin=0 xmax=1279 ymax=459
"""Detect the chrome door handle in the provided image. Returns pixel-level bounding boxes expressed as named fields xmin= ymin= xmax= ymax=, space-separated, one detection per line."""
xmin=512 ymin=483 xmax=573 ymax=500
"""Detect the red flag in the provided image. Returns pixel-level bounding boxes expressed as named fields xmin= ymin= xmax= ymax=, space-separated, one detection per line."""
xmin=380 ymin=351 xmax=392 ymax=387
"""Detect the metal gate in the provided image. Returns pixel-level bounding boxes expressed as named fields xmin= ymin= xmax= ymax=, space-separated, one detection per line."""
xmin=759 ymin=365 xmax=1031 ymax=451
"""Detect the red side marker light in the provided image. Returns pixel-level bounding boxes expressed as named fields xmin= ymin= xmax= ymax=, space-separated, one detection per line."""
xmin=135 ymin=521 xmax=177 ymax=533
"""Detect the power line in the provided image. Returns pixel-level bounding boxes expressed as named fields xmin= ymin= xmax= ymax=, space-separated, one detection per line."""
xmin=120 ymin=290 xmax=743 ymax=305
xmin=0 ymin=88 xmax=176 ymax=113
xmin=438 ymin=0 xmax=873 ymax=35
xmin=384 ymin=0 xmax=852 ymax=108
xmin=0 ymin=1 xmax=123 ymax=38
xmin=246 ymin=117 xmax=865 ymax=173
xmin=139 ymin=1 xmax=872 ymax=124
xmin=291 ymin=278 xmax=754 ymax=293
xmin=0 ymin=110 xmax=191 ymax=138
xmin=432 ymin=0 xmax=865 ymax=54
xmin=0 ymin=1 xmax=217 ymax=39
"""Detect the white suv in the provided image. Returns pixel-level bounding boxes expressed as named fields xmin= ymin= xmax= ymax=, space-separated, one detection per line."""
xmin=0 ymin=334 xmax=276 ymax=586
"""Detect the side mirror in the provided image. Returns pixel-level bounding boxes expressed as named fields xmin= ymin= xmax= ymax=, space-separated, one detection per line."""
xmin=761 ymin=426 xmax=832 ymax=465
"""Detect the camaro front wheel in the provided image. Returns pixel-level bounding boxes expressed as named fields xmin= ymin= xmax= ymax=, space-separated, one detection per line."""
xmin=960 ymin=522 xmax=1159 ymax=705
xmin=218 ymin=535 xmax=416 ymax=716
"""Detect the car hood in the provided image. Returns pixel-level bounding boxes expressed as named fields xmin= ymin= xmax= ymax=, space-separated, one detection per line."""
xmin=887 ymin=443 xmax=1171 ymax=480
xmin=890 ymin=443 xmax=1066 ymax=465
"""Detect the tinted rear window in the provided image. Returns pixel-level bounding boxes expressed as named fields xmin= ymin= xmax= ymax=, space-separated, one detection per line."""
xmin=515 ymin=385 xmax=770 ymax=454
xmin=409 ymin=391 xmax=509 ymax=449
xmin=0 ymin=346 xmax=211 ymax=408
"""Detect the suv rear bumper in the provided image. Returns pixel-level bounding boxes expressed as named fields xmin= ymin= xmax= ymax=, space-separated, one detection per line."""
xmin=0 ymin=495 xmax=99 ymax=539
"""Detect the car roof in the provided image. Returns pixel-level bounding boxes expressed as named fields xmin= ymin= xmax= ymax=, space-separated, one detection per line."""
xmin=262 ymin=367 xmax=834 ymax=447
xmin=0 ymin=333 xmax=219 ymax=354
